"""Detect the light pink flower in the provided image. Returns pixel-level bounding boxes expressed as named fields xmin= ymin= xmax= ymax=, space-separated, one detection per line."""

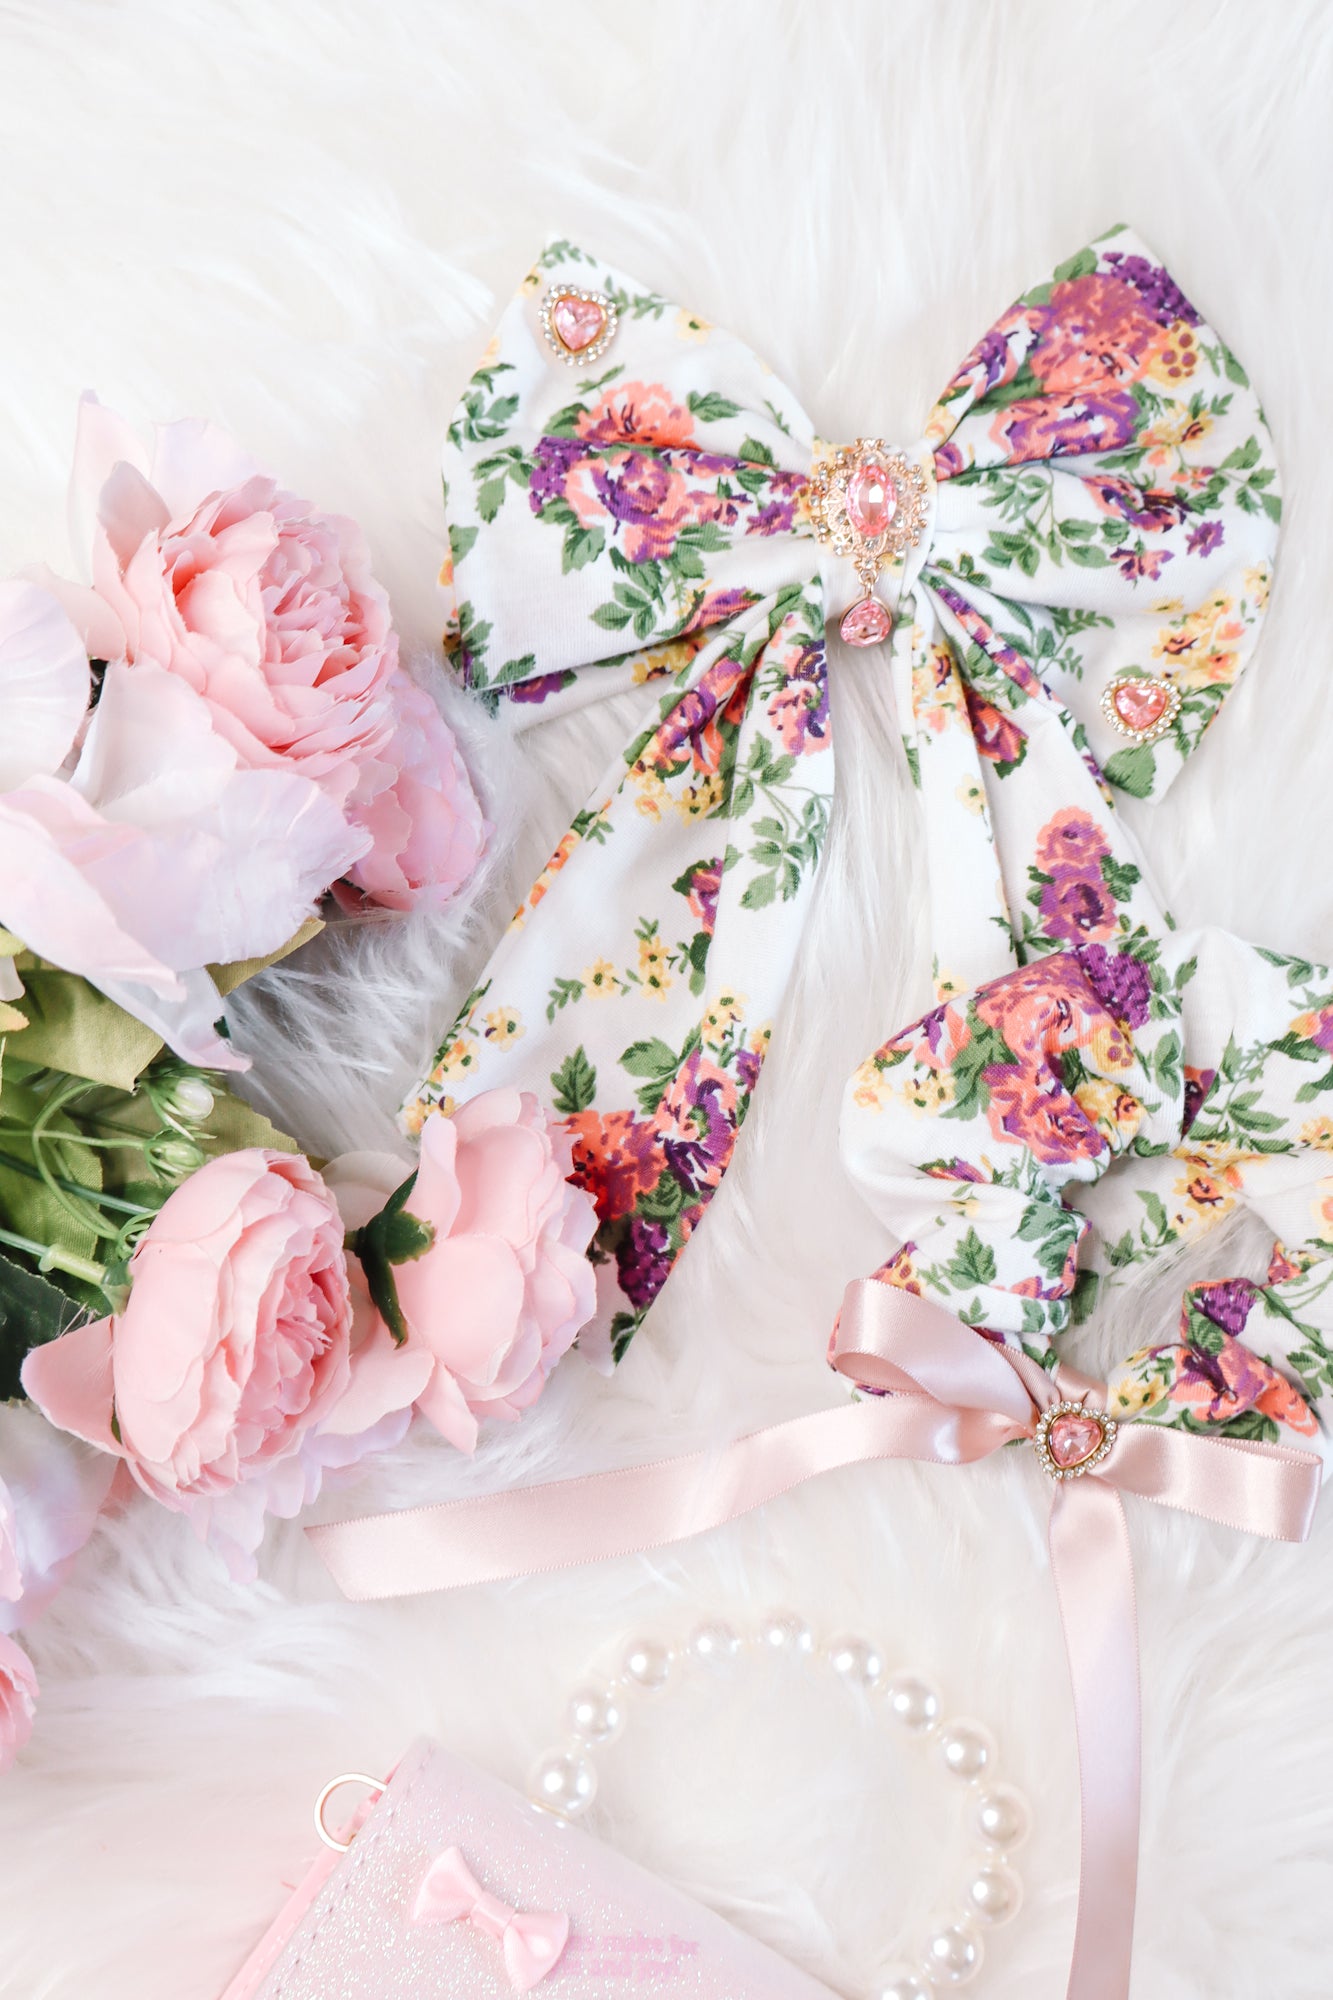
xmin=45 ymin=396 xmax=485 ymax=914
xmin=22 ymin=1150 xmax=359 ymax=1578
xmin=337 ymin=674 xmax=488 ymax=913
xmin=0 ymin=630 xmax=361 ymax=1068
xmin=0 ymin=1403 xmax=117 ymax=1635
xmin=51 ymin=396 xmax=399 ymax=802
xmin=324 ymin=1090 xmax=599 ymax=1454
xmin=0 ymin=1634 xmax=38 ymax=1774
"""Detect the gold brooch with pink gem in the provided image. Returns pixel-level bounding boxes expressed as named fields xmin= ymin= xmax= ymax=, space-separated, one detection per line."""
xmin=1100 ymin=673 xmax=1182 ymax=745
xmin=539 ymin=284 xmax=618 ymax=367
xmin=805 ymin=440 xmax=930 ymax=647
xmin=1033 ymin=1399 xmax=1118 ymax=1481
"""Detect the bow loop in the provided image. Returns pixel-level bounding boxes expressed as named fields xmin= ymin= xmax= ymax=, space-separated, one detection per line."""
xmin=412 ymin=1846 xmax=570 ymax=1991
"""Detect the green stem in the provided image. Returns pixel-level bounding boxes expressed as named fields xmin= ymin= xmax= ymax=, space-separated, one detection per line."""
xmin=0 ymin=1149 xmax=145 ymax=1219
xmin=0 ymin=1227 xmax=106 ymax=1288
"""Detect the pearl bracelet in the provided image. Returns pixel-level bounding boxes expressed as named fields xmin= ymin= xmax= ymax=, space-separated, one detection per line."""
xmin=528 ymin=1611 xmax=1030 ymax=1997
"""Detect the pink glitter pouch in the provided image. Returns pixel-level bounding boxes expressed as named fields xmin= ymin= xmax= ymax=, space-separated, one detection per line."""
xmin=220 ymin=1740 xmax=838 ymax=1999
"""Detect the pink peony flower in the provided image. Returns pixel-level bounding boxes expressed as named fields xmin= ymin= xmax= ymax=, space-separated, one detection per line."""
xmin=336 ymin=674 xmax=488 ymax=913
xmin=22 ymin=1150 xmax=361 ymax=1577
xmin=45 ymin=396 xmax=486 ymax=913
xmin=324 ymin=1089 xmax=598 ymax=1454
xmin=0 ymin=1634 xmax=38 ymax=1774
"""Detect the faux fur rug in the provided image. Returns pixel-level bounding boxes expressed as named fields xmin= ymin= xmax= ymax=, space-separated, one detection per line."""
xmin=2 ymin=3 xmax=1332 ymax=1995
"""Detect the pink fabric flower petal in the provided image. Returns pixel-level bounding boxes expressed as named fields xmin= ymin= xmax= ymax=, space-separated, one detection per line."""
xmin=0 ymin=581 xmax=90 ymax=789
xmin=0 ymin=1633 xmax=38 ymax=1773
xmin=21 ymin=1316 xmax=119 ymax=1455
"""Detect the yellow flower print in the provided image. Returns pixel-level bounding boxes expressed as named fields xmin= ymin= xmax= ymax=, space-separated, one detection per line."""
xmin=1243 ymin=563 xmax=1271 ymax=611
xmin=1152 ymin=591 xmax=1244 ymax=692
xmin=675 ymin=307 xmax=712 ymax=343
xmin=851 ymin=1057 xmax=892 ymax=1111
xmin=1074 ymin=1077 xmax=1143 ymax=1147
xmin=483 ymin=1006 xmax=524 ymax=1048
xmin=638 ymin=936 xmax=673 ymax=1000
xmin=432 ymin=1035 xmax=479 ymax=1085
xmin=701 ymin=988 xmax=746 ymax=1048
xmin=1086 ymin=1018 xmax=1137 ymax=1075
xmin=956 ymin=778 xmax=985 ymax=816
xmin=401 ymin=1097 xmax=429 ymax=1139
xmin=1171 ymin=1153 xmax=1240 ymax=1225
xmin=911 ymin=646 xmax=965 ymax=736
xmin=632 ymin=639 xmax=695 ymax=686
xmin=1313 ymin=1181 xmax=1333 ymax=1239
xmin=748 ymin=1023 xmax=772 ymax=1056
xmin=1142 ymin=321 xmax=1200 ymax=387
xmin=675 ymin=772 xmax=725 ymax=820
xmin=902 ymin=1071 xmax=955 ymax=1116
xmin=1140 ymin=405 xmax=1213 ymax=470
xmin=584 ymin=958 xmax=620 ymax=998
xmin=1105 ymin=1366 xmax=1164 ymax=1420
xmin=1300 ymin=1115 xmax=1333 ymax=1152
xmin=631 ymin=762 xmax=669 ymax=820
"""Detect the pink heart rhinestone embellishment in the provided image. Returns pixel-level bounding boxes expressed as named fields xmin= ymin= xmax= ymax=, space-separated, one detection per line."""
xmin=540 ymin=286 xmax=617 ymax=366
xmin=1048 ymin=1412 xmax=1104 ymax=1469
xmin=839 ymin=595 xmax=893 ymax=647
xmin=1100 ymin=673 xmax=1181 ymax=745
xmin=551 ymin=294 xmax=605 ymax=353
xmin=1035 ymin=1399 xmax=1117 ymax=1480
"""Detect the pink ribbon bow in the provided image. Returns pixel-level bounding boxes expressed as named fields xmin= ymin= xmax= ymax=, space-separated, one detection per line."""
xmin=313 ymin=1281 xmax=1321 ymax=2000
xmin=412 ymin=1845 xmax=570 ymax=1991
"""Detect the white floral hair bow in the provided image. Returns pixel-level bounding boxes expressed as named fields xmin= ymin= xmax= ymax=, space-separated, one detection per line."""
xmin=405 ymin=229 xmax=1279 ymax=1362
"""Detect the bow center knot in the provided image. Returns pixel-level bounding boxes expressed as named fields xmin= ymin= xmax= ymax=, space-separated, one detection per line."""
xmin=1033 ymin=1397 xmax=1119 ymax=1481
xmin=805 ymin=437 xmax=934 ymax=646
xmin=471 ymin=1887 xmax=517 ymax=1941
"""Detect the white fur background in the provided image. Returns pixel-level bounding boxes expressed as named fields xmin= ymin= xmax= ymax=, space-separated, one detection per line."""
xmin=2 ymin=3 xmax=1332 ymax=1995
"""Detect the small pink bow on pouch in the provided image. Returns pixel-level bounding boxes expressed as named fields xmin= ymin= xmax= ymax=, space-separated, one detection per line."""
xmin=412 ymin=1845 xmax=570 ymax=1991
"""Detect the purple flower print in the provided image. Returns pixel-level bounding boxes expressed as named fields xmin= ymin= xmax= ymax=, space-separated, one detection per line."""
xmin=592 ymin=453 xmax=680 ymax=531
xmin=1182 ymin=1066 xmax=1217 ymax=1135
xmin=1074 ymin=944 xmax=1152 ymax=1029
xmin=1034 ymin=809 xmax=1111 ymax=874
xmin=1186 ymin=519 xmax=1225 ymax=558
xmin=1100 ymin=251 xmax=1202 ymax=328
xmin=1309 ymin=1009 xmax=1333 ymax=1053
xmin=995 ymin=389 xmax=1142 ymax=462
xmin=1190 ymin=1278 xmax=1260 ymax=1337
xmin=1039 ymin=870 xmax=1118 ymax=944
xmin=767 ymin=642 xmax=830 ymax=756
xmin=529 ymin=434 xmax=583 ymax=513
xmin=1115 ymin=546 xmax=1174 ymax=583
xmin=616 ymin=1216 xmax=673 ymax=1309
xmin=508 ymin=670 xmax=573 ymax=706
xmin=659 ymin=1052 xmax=738 ymax=1197
xmin=736 ymin=1043 xmax=763 ymax=1093
xmin=675 ymin=855 xmax=724 ymax=934
xmin=1088 ymin=476 xmax=1188 ymax=533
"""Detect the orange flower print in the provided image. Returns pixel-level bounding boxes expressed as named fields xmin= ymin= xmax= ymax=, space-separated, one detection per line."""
xmin=575 ymin=381 xmax=697 ymax=450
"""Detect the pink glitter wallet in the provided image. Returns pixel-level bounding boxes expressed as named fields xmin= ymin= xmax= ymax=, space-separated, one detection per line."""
xmin=220 ymin=1739 xmax=838 ymax=1999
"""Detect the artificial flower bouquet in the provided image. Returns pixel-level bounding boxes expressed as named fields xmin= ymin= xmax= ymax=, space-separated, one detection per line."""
xmin=0 ymin=400 xmax=599 ymax=1771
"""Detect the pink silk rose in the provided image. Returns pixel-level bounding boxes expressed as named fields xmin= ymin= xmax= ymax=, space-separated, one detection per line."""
xmin=323 ymin=1090 xmax=599 ymax=1454
xmin=22 ymin=1150 xmax=363 ymax=1577
xmin=0 ymin=1633 xmax=38 ymax=1774
xmin=336 ymin=673 xmax=488 ymax=913
xmin=46 ymin=395 xmax=485 ymax=912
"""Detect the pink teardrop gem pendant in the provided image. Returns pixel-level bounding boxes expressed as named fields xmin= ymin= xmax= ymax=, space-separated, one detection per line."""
xmin=540 ymin=285 xmax=618 ymax=367
xmin=845 ymin=455 xmax=898 ymax=541
xmin=1100 ymin=673 xmax=1181 ymax=745
xmin=1034 ymin=1399 xmax=1117 ymax=1480
xmin=839 ymin=595 xmax=893 ymax=647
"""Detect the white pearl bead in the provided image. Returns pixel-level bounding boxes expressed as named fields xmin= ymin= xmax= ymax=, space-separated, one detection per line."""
xmin=566 ymin=1684 xmax=624 ymax=1746
xmin=686 ymin=1620 xmax=742 ymax=1669
xmin=920 ymin=1919 xmax=984 ymax=1987
xmin=756 ymin=1609 xmax=815 ymax=1656
xmin=825 ymin=1632 xmax=885 ymax=1690
xmin=871 ymin=1966 xmax=934 ymax=2000
xmin=937 ymin=1719 xmax=995 ymax=1781
xmin=620 ymin=1638 xmax=674 ymax=1694
xmin=964 ymin=1858 xmax=1024 ymax=1926
xmin=883 ymin=1672 xmax=941 ymax=1733
xmin=972 ymin=1780 xmax=1031 ymax=1851
xmin=528 ymin=1750 xmax=597 ymax=1819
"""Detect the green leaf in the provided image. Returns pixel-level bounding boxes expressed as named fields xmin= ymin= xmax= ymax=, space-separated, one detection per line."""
xmin=687 ymin=391 xmax=742 ymax=423
xmin=348 ymin=1172 xmax=435 ymax=1347
xmin=449 ymin=523 xmax=479 ymax=565
xmin=1051 ymin=247 xmax=1098 ymax=285
xmin=6 ymin=964 xmax=163 ymax=1091
xmin=590 ymin=601 xmax=634 ymax=630
xmin=738 ymin=435 xmax=776 ymax=467
xmin=740 ymin=870 xmax=778 ymax=911
xmin=563 ymin=524 xmax=606 ymax=572
xmin=550 ymin=1047 xmax=598 ymax=1115
xmin=618 ymin=1038 xmax=678 ymax=1080
xmin=0 ymin=1251 xmax=86 ymax=1400
xmin=1103 ymin=743 xmax=1158 ymax=799
xmin=942 ymin=1227 xmax=997 ymax=1289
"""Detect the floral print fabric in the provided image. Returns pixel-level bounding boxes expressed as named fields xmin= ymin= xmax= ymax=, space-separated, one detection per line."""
xmin=405 ymin=230 xmax=1278 ymax=1362
xmin=843 ymin=928 xmax=1333 ymax=1469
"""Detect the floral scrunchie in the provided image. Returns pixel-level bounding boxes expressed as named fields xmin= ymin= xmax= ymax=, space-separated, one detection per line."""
xmin=843 ymin=928 xmax=1333 ymax=1468
xmin=405 ymin=229 xmax=1279 ymax=1362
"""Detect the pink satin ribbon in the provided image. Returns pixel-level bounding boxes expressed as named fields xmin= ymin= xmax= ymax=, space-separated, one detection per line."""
xmin=310 ymin=1280 xmax=1320 ymax=2000
xmin=412 ymin=1844 xmax=570 ymax=1990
